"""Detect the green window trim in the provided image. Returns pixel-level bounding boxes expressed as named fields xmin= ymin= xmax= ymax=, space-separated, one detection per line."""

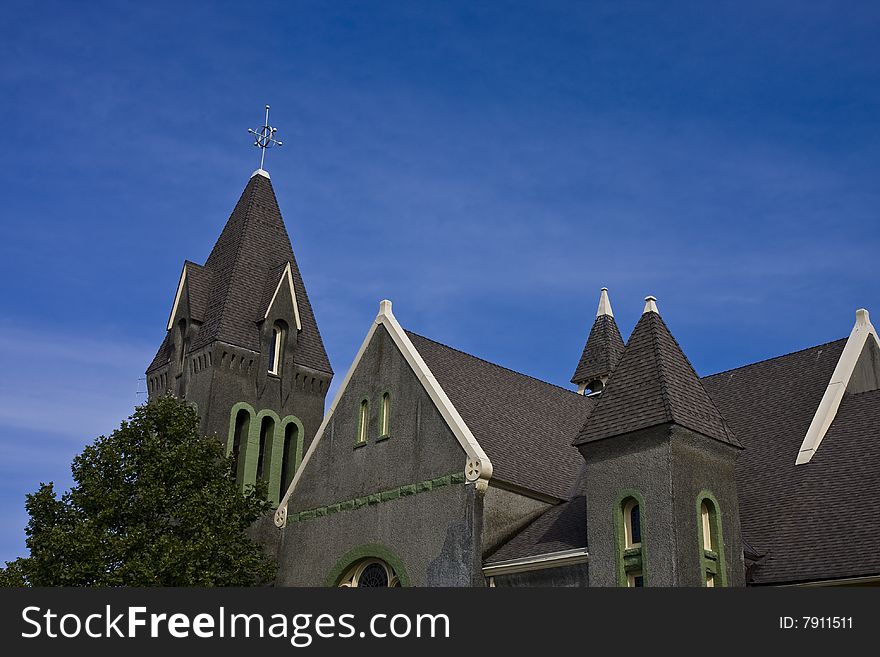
xmin=378 ymin=389 xmax=392 ymax=440
xmin=615 ymin=489 xmax=648 ymax=587
xmin=696 ymin=491 xmax=727 ymax=586
xmin=325 ymin=544 xmax=411 ymax=587
xmin=226 ymin=403 xmax=304 ymax=506
xmin=356 ymin=397 xmax=369 ymax=445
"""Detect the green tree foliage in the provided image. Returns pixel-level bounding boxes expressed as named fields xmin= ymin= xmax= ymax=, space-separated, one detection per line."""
xmin=1 ymin=396 xmax=276 ymax=586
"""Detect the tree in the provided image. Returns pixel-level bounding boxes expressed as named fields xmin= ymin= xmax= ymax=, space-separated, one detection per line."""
xmin=3 ymin=396 xmax=276 ymax=586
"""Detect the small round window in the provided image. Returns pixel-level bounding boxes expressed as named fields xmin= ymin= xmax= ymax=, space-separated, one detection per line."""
xmin=338 ymin=559 xmax=401 ymax=588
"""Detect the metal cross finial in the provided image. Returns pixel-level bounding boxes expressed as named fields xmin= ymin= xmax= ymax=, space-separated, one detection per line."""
xmin=248 ymin=105 xmax=283 ymax=170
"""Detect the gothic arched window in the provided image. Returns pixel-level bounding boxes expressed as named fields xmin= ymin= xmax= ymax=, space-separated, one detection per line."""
xmin=618 ymin=494 xmax=646 ymax=587
xmin=379 ymin=391 xmax=391 ymax=438
xmin=337 ymin=559 xmax=401 ymax=588
xmin=268 ymin=322 xmax=284 ymax=375
xmin=698 ymin=495 xmax=725 ymax=587
xmin=356 ymin=399 xmax=369 ymax=445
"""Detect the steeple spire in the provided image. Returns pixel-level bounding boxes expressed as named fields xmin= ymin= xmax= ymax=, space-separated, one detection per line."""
xmin=597 ymin=287 xmax=613 ymax=317
xmin=571 ymin=288 xmax=626 ymax=394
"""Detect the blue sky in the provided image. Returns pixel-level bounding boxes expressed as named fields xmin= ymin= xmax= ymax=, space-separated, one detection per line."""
xmin=1 ymin=1 xmax=879 ymax=562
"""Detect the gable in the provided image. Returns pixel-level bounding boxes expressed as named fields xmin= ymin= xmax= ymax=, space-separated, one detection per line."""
xmin=263 ymin=262 xmax=302 ymax=331
xmin=796 ymin=309 xmax=880 ymax=464
xmin=275 ymin=300 xmax=491 ymax=527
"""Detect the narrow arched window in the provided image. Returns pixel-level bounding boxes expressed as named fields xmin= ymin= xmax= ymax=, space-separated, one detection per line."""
xmin=231 ymin=408 xmax=250 ymax=485
xmin=619 ymin=495 xmax=645 ymax=587
xmin=257 ymin=416 xmax=274 ymax=481
xmin=379 ymin=392 xmax=391 ymax=438
xmin=268 ymin=323 xmax=284 ymax=375
xmin=624 ymin=499 xmax=642 ymax=548
xmin=356 ymin=399 xmax=369 ymax=445
xmin=280 ymin=421 xmax=300 ymax=499
xmin=698 ymin=495 xmax=725 ymax=587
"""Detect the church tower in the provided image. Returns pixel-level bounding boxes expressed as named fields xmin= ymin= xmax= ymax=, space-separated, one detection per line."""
xmin=145 ymin=166 xmax=333 ymax=506
xmin=573 ymin=297 xmax=745 ymax=586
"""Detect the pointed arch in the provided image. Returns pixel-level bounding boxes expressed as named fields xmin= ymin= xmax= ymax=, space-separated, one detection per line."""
xmin=275 ymin=415 xmax=305 ymax=506
xmin=227 ymin=402 xmax=256 ymax=488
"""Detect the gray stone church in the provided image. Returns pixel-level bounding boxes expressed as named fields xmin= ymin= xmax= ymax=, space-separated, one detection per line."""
xmin=147 ymin=167 xmax=880 ymax=587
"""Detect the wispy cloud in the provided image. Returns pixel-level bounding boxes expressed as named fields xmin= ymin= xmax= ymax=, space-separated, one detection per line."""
xmin=0 ymin=324 xmax=152 ymax=560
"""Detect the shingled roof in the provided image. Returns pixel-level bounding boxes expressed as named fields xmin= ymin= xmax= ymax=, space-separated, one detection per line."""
xmin=704 ymin=338 xmax=880 ymax=584
xmin=406 ymin=331 xmax=595 ymax=500
xmin=147 ymin=172 xmax=332 ymax=375
xmin=571 ymin=289 xmax=625 ymax=388
xmin=485 ymin=495 xmax=587 ymax=563
xmin=574 ymin=302 xmax=739 ymax=447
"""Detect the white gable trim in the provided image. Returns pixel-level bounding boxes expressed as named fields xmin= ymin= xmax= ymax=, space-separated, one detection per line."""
xmin=274 ymin=299 xmax=493 ymax=528
xmin=796 ymin=308 xmax=880 ymax=465
xmin=264 ymin=262 xmax=302 ymax=331
xmin=166 ymin=264 xmax=188 ymax=331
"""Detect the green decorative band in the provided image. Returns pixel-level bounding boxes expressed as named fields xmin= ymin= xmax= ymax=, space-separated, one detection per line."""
xmin=287 ymin=472 xmax=466 ymax=524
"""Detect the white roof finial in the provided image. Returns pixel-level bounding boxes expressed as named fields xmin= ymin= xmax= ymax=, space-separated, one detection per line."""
xmin=856 ymin=308 xmax=870 ymax=326
xmin=643 ymin=295 xmax=659 ymax=314
xmin=596 ymin=288 xmax=614 ymax=318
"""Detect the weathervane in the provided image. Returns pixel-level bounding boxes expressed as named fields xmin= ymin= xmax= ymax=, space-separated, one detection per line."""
xmin=248 ymin=105 xmax=283 ymax=170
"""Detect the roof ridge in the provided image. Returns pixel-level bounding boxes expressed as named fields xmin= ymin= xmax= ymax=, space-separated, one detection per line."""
xmin=701 ymin=337 xmax=847 ymax=380
xmin=648 ymin=313 xmax=676 ymax=422
xmin=405 ymin=330 xmax=587 ymax=398
xmin=210 ymin=178 xmax=260 ymax=340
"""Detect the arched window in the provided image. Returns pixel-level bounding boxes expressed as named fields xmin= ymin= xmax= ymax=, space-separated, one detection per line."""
xmin=618 ymin=495 xmax=646 ymax=587
xmin=379 ymin=391 xmax=391 ymax=438
xmin=624 ymin=499 xmax=642 ymax=548
xmin=698 ymin=495 xmax=725 ymax=587
xmin=257 ymin=415 xmax=274 ymax=481
xmin=337 ymin=559 xmax=401 ymax=588
xmin=268 ymin=322 xmax=284 ymax=375
xmin=356 ymin=399 xmax=369 ymax=445
xmin=280 ymin=420 xmax=300 ymax=499
xmin=231 ymin=408 xmax=250 ymax=485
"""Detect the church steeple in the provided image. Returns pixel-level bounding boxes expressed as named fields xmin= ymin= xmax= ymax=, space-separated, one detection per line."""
xmin=146 ymin=168 xmax=333 ymax=506
xmin=571 ymin=288 xmax=625 ymax=394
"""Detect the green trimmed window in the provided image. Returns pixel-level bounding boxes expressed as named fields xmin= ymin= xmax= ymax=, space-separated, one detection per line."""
xmin=356 ymin=399 xmax=369 ymax=445
xmin=280 ymin=421 xmax=299 ymax=497
xmin=698 ymin=495 xmax=725 ymax=587
xmin=256 ymin=415 xmax=273 ymax=481
xmin=619 ymin=496 xmax=645 ymax=587
xmin=379 ymin=391 xmax=391 ymax=438
xmin=338 ymin=559 xmax=401 ymax=587
xmin=231 ymin=408 xmax=250 ymax=485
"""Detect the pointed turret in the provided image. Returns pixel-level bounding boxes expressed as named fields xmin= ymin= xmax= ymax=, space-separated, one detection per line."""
xmin=571 ymin=288 xmax=625 ymax=394
xmin=148 ymin=170 xmax=332 ymax=377
xmin=574 ymin=296 xmax=739 ymax=447
xmin=574 ymin=296 xmax=744 ymax=587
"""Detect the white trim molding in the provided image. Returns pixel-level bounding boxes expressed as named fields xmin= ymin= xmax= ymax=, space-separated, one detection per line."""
xmin=796 ymin=308 xmax=880 ymax=465
xmin=274 ymin=299 xmax=493 ymax=527
xmin=166 ymin=264 xmax=188 ymax=331
xmin=265 ymin=262 xmax=302 ymax=331
xmin=482 ymin=548 xmax=589 ymax=577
